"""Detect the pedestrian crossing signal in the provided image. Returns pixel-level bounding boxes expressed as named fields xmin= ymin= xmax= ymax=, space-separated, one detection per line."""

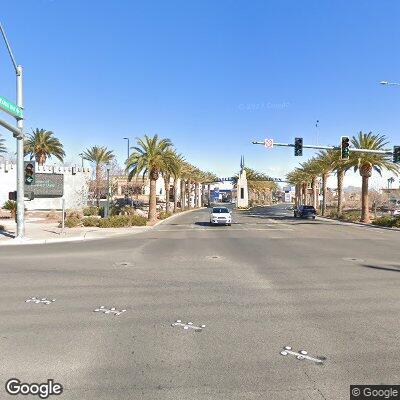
xmin=294 ymin=137 xmax=303 ymax=156
xmin=341 ymin=136 xmax=350 ymax=159
xmin=24 ymin=161 xmax=35 ymax=185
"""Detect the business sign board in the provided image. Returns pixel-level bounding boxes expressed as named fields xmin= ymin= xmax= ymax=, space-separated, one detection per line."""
xmin=24 ymin=173 xmax=64 ymax=197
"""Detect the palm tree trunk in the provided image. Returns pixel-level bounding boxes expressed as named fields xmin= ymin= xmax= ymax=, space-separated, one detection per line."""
xmin=37 ymin=153 xmax=46 ymax=166
xmin=95 ymin=164 xmax=101 ymax=207
xmin=302 ymin=183 xmax=307 ymax=204
xmin=148 ymin=177 xmax=157 ymax=221
xmin=182 ymin=179 xmax=187 ymax=210
xmin=296 ymin=184 xmax=300 ymax=207
xmin=194 ymin=182 xmax=199 ymax=207
xmin=164 ymin=176 xmax=170 ymax=213
xmin=361 ymin=174 xmax=370 ymax=223
xmin=337 ymin=169 xmax=344 ymax=214
xmin=311 ymin=178 xmax=317 ymax=209
xmin=187 ymin=182 xmax=191 ymax=209
xmin=173 ymin=178 xmax=178 ymax=213
xmin=321 ymin=174 xmax=327 ymax=216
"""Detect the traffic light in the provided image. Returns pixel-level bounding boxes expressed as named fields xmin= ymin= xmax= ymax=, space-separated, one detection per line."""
xmin=294 ymin=137 xmax=303 ymax=156
xmin=393 ymin=146 xmax=400 ymax=164
xmin=24 ymin=161 xmax=35 ymax=185
xmin=341 ymin=136 xmax=350 ymax=159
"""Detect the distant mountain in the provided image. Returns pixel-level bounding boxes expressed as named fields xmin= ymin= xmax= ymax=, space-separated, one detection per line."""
xmin=343 ymin=185 xmax=361 ymax=193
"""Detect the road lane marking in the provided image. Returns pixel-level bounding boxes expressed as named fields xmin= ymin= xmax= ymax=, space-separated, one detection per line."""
xmin=171 ymin=320 xmax=205 ymax=332
xmin=25 ymin=297 xmax=56 ymax=305
xmin=94 ymin=306 xmax=127 ymax=316
xmin=280 ymin=346 xmax=326 ymax=364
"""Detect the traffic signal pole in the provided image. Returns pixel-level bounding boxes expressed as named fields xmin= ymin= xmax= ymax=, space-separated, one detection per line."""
xmin=252 ymin=141 xmax=393 ymax=155
xmin=16 ymin=65 xmax=24 ymax=238
xmin=0 ymin=23 xmax=25 ymax=238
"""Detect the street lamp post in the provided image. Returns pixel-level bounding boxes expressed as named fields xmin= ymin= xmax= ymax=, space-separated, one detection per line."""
xmin=78 ymin=153 xmax=84 ymax=168
xmin=0 ymin=22 xmax=25 ymax=239
xmin=123 ymin=137 xmax=130 ymax=204
xmin=105 ymin=164 xmax=111 ymax=218
xmin=123 ymin=137 xmax=130 ymax=162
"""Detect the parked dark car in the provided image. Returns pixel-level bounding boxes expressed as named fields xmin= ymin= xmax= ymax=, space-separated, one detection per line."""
xmin=294 ymin=205 xmax=316 ymax=219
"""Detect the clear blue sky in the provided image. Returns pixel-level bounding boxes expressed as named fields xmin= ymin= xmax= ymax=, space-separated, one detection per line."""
xmin=1 ymin=0 xmax=400 ymax=185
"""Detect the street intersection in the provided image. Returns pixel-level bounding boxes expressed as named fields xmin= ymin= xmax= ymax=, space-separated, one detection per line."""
xmin=1 ymin=204 xmax=399 ymax=399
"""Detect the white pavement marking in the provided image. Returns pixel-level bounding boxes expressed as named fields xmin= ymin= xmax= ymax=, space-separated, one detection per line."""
xmin=171 ymin=320 xmax=205 ymax=332
xmin=280 ymin=346 xmax=325 ymax=364
xmin=25 ymin=297 xmax=56 ymax=305
xmin=155 ymin=227 xmax=293 ymax=232
xmin=94 ymin=306 xmax=127 ymax=316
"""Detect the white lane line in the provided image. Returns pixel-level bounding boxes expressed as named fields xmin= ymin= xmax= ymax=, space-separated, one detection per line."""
xmin=171 ymin=320 xmax=205 ymax=331
xmin=280 ymin=346 xmax=325 ymax=364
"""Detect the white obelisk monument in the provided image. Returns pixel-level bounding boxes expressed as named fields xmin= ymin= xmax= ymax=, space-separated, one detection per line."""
xmin=236 ymin=156 xmax=249 ymax=208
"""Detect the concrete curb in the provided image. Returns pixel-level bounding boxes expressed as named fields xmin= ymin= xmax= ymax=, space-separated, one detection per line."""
xmin=317 ymin=216 xmax=400 ymax=232
xmin=0 ymin=208 xmax=205 ymax=246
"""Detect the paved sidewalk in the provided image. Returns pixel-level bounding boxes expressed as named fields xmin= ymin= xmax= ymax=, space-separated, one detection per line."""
xmin=0 ymin=219 xmax=150 ymax=245
xmin=0 ymin=207 xmax=205 ymax=245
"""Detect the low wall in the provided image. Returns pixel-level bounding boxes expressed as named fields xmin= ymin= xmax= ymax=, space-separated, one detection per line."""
xmin=0 ymin=163 xmax=91 ymax=210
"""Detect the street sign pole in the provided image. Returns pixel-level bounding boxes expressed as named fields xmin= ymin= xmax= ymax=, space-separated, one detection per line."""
xmin=0 ymin=23 xmax=25 ymax=239
xmin=16 ymin=65 xmax=24 ymax=238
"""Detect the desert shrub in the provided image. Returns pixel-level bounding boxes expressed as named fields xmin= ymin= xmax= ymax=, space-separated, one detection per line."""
xmin=327 ymin=210 xmax=341 ymax=219
xmin=63 ymin=216 xmax=82 ymax=228
xmin=82 ymin=216 xmax=100 ymax=227
xmin=341 ymin=211 xmax=361 ymax=222
xmin=83 ymin=206 xmax=99 ymax=216
xmin=130 ymin=215 xmax=147 ymax=226
xmin=372 ymin=216 xmax=396 ymax=227
xmin=109 ymin=203 xmax=121 ymax=216
xmin=98 ymin=215 xmax=147 ymax=228
xmin=0 ymin=224 xmax=5 ymax=231
xmin=66 ymin=209 xmax=83 ymax=220
xmin=98 ymin=215 xmax=131 ymax=228
xmin=393 ymin=218 xmax=400 ymax=228
xmin=3 ymin=200 xmax=17 ymax=217
xmin=119 ymin=205 xmax=136 ymax=215
xmin=158 ymin=211 xmax=173 ymax=220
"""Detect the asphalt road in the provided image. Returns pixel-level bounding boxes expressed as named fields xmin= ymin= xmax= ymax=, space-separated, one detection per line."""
xmin=1 ymin=204 xmax=400 ymax=400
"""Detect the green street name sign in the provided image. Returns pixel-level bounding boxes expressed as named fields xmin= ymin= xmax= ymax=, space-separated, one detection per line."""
xmin=0 ymin=96 xmax=23 ymax=119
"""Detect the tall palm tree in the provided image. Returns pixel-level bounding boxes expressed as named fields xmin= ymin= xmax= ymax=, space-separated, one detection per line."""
xmin=126 ymin=134 xmax=174 ymax=221
xmin=299 ymin=159 xmax=320 ymax=209
xmin=162 ymin=150 xmax=180 ymax=214
xmin=170 ymin=153 xmax=186 ymax=212
xmin=82 ymin=146 xmax=114 ymax=206
xmin=0 ymin=135 xmax=6 ymax=154
xmin=24 ymin=128 xmax=65 ymax=165
xmin=203 ymin=172 xmax=218 ymax=206
xmin=349 ymin=131 xmax=398 ymax=223
xmin=315 ymin=151 xmax=335 ymax=215
xmin=324 ymin=149 xmax=353 ymax=215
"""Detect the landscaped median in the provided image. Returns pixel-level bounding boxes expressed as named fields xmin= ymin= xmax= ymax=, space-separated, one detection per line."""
xmin=319 ymin=209 xmax=400 ymax=230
